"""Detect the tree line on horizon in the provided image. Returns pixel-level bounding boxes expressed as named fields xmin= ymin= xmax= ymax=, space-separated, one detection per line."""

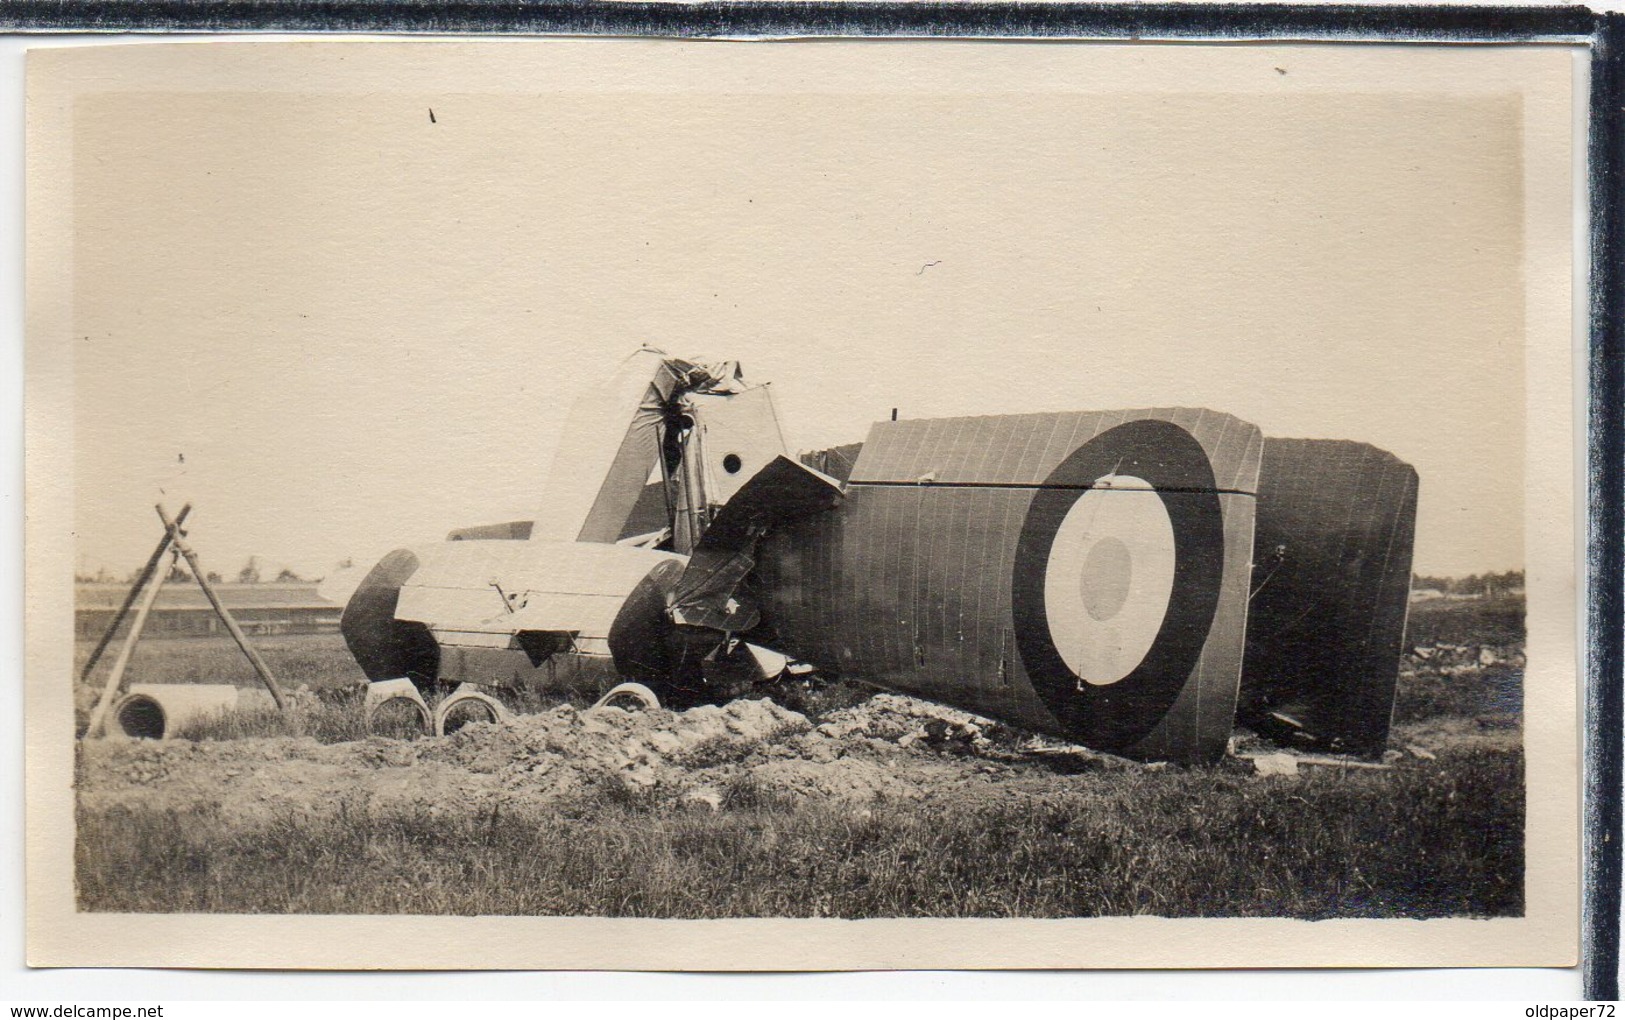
xmin=78 ymin=561 xmax=1526 ymax=594
xmin=74 ymin=555 xmax=350 ymax=586
xmin=1411 ymin=569 xmax=1525 ymax=597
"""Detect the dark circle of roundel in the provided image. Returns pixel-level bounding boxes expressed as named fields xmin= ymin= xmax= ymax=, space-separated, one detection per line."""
xmin=1011 ymin=419 xmax=1225 ymax=750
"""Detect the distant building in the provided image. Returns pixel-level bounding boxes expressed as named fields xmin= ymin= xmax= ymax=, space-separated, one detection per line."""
xmin=75 ymin=582 xmax=341 ymax=640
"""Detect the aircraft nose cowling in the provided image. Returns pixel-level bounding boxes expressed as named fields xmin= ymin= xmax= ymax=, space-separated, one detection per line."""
xmin=341 ymin=548 xmax=441 ymax=686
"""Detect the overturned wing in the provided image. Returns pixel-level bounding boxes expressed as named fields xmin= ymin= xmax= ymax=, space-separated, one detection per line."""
xmin=756 ymin=409 xmax=1263 ymax=763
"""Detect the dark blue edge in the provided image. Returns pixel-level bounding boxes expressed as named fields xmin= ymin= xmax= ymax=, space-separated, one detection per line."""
xmin=0 ymin=1 xmax=1602 ymax=39
xmin=1585 ymin=12 xmax=1623 ymax=1005
xmin=3 ymin=0 xmax=1620 ymax=997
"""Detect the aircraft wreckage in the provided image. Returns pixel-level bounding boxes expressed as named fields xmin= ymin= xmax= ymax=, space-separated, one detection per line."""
xmin=341 ymin=348 xmax=1418 ymax=764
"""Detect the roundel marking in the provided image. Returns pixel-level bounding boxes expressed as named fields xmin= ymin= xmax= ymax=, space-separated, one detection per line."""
xmin=1011 ymin=420 xmax=1226 ymax=749
xmin=1042 ymin=478 xmax=1178 ymax=686
xmin=1080 ymin=536 xmax=1134 ymax=622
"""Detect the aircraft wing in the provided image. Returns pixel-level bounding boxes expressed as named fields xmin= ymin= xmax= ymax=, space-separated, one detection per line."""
xmin=756 ymin=408 xmax=1263 ymax=763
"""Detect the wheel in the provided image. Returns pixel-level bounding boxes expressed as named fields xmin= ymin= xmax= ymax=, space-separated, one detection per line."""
xmin=434 ymin=684 xmax=510 ymax=736
xmin=362 ymin=677 xmax=433 ymax=738
xmin=590 ymin=682 xmax=661 ymax=713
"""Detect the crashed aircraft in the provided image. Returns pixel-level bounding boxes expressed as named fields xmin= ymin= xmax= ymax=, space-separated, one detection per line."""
xmin=340 ymin=348 xmax=1418 ymax=763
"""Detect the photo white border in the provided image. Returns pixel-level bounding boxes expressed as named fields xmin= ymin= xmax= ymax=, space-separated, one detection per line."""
xmin=13 ymin=35 xmax=1589 ymax=988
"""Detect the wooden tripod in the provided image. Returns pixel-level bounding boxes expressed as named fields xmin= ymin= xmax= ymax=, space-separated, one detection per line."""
xmin=83 ymin=503 xmax=290 ymax=737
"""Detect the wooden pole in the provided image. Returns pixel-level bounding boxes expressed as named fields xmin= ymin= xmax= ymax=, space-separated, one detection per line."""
xmin=155 ymin=503 xmax=289 ymax=713
xmin=84 ymin=548 xmax=174 ymax=738
xmin=79 ymin=504 xmax=190 ymax=685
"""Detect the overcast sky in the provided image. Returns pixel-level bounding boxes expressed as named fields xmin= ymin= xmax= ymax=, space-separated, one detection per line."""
xmin=61 ymin=42 xmax=1543 ymax=581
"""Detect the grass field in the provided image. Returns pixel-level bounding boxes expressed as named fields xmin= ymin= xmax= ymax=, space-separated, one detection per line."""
xmin=77 ymin=745 xmax=1520 ymax=918
xmin=73 ymin=595 xmax=1526 ymax=918
xmin=1404 ymin=594 xmax=1524 ymax=647
xmin=74 ymin=634 xmax=367 ymax=740
xmin=73 ymin=632 xmax=365 ymax=695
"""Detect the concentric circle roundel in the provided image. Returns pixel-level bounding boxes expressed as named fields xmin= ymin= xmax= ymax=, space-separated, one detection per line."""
xmin=1012 ymin=419 xmax=1225 ymax=749
xmin=1042 ymin=479 xmax=1178 ymax=686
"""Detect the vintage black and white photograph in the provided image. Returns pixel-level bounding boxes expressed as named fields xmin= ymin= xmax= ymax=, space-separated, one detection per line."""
xmin=25 ymin=38 xmax=1581 ymax=970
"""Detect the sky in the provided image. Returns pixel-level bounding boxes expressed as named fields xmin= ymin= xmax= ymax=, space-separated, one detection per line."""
xmin=61 ymin=43 xmax=1540 ymax=581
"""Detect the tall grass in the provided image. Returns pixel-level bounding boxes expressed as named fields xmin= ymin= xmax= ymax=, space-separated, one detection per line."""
xmin=77 ymin=746 xmax=1522 ymax=919
xmin=1405 ymin=596 xmax=1525 ymax=647
xmin=169 ymin=700 xmax=373 ymax=744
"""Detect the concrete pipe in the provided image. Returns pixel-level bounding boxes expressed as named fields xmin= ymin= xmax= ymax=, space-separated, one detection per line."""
xmin=434 ymin=683 xmax=509 ymax=736
xmin=363 ymin=677 xmax=432 ymax=738
xmin=110 ymin=684 xmax=240 ymax=740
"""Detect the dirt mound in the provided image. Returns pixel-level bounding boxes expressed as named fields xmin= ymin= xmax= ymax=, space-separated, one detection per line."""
xmin=78 ymin=679 xmax=1501 ymax=833
xmin=815 ymin=693 xmax=996 ymax=747
xmin=78 ymin=690 xmax=1131 ymax=830
xmin=420 ymin=697 xmax=811 ymax=791
xmin=1406 ymin=643 xmax=1527 ymax=676
xmin=79 ymin=698 xmax=894 ymax=826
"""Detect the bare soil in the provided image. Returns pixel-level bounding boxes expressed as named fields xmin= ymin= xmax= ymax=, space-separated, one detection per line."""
xmin=76 ymin=690 xmax=1511 ymax=830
